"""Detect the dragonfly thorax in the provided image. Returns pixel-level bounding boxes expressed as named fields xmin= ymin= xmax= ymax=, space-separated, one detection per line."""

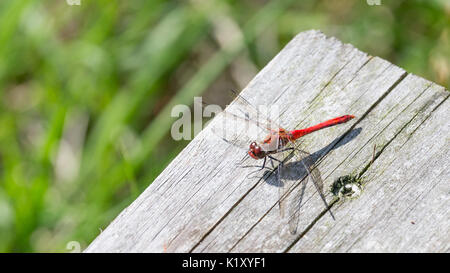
xmin=248 ymin=129 xmax=293 ymax=160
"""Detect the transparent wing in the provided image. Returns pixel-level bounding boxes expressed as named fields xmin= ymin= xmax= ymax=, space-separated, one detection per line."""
xmin=206 ymin=90 xmax=281 ymax=151
xmin=229 ymin=89 xmax=282 ymax=130
xmin=288 ymin=148 xmax=317 ymax=235
xmin=208 ymin=110 xmax=271 ymax=151
xmin=276 ymin=145 xmax=309 ymax=234
xmin=275 ymin=142 xmax=332 ymax=235
xmin=296 ymin=147 xmax=334 ymax=220
xmin=287 ymin=146 xmax=334 ymax=234
xmin=270 ymin=140 xmax=295 ymax=216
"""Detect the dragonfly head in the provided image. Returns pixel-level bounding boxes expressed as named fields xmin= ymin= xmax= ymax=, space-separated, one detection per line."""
xmin=248 ymin=141 xmax=264 ymax=160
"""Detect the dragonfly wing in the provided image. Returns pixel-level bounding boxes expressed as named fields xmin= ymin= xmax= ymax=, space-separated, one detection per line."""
xmin=286 ymin=169 xmax=308 ymax=235
xmin=220 ymin=110 xmax=273 ymax=133
xmin=208 ymin=110 xmax=269 ymax=150
xmin=206 ymin=90 xmax=283 ymax=153
xmin=277 ymin=160 xmax=285 ymax=217
xmin=275 ymin=145 xmax=329 ymax=234
xmin=275 ymin=141 xmax=302 ymax=228
xmin=229 ymin=90 xmax=283 ymax=132
xmin=290 ymin=147 xmax=335 ymax=227
xmin=294 ymin=149 xmax=323 ymax=194
xmin=275 ymin=147 xmax=311 ymax=235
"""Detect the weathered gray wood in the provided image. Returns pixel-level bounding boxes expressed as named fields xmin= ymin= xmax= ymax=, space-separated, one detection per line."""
xmin=85 ymin=30 xmax=449 ymax=253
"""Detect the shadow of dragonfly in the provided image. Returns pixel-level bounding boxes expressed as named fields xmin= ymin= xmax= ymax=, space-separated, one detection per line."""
xmin=262 ymin=127 xmax=362 ymax=234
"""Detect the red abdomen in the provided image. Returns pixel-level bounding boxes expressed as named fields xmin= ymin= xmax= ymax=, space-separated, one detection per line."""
xmin=290 ymin=115 xmax=355 ymax=140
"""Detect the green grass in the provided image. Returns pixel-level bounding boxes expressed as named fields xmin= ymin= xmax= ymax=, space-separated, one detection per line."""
xmin=0 ymin=0 xmax=448 ymax=252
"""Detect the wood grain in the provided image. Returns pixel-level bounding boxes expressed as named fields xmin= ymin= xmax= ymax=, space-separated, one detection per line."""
xmin=85 ymin=30 xmax=449 ymax=253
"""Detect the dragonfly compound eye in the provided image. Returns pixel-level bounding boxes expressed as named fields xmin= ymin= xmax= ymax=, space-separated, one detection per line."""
xmin=254 ymin=145 xmax=261 ymax=154
xmin=249 ymin=142 xmax=256 ymax=149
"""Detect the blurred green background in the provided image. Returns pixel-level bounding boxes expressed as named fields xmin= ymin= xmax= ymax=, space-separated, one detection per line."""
xmin=0 ymin=0 xmax=448 ymax=252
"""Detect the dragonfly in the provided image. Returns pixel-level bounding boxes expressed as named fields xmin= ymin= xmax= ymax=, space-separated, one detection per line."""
xmin=208 ymin=90 xmax=355 ymax=234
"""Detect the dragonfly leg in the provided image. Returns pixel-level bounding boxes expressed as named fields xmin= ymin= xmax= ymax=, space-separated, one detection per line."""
xmin=269 ymin=156 xmax=275 ymax=169
xmin=237 ymin=154 xmax=272 ymax=170
xmin=260 ymin=156 xmax=267 ymax=170
xmin=239 ymin=156 xmax=273 ymax=171
xmin=268 ymin=155 xmax=284 ymax=188
xmin=277 ymin=147 xmax=295 ymax=153
xmin=268 ymin=155 xmax=283 ymax=163
xmin=240 ymin=157 xmax=275 ymax=180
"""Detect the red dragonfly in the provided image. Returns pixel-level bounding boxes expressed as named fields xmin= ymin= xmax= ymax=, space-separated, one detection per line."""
xmin=208 ymin=91 xmax=355 ymax=234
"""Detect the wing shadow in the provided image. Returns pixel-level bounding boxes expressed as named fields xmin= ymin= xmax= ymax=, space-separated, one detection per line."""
xmin=264 ymin=127 xmax=362 ymax=186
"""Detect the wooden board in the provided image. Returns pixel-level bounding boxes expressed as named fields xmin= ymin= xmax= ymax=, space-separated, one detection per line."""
xmin=85 ymin=30 xmax=449 ymax=253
